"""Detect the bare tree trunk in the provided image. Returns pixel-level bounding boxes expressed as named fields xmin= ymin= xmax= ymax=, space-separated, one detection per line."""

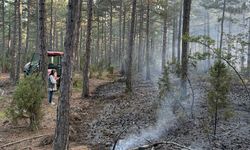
xmin=172 ymin=17 xmax=176 ymax=63
xmin=120 ymin=4 xmax=126 ymax=75
xmin=1 ymin=0 xmax=6 ymax=72
xmin=7 ymin=7 xmax=11 ymax=58
xmin=101 ymin=17 xmax=104 ymax=61
xmin=2 ymin=0 xmax=5 ymax=58
xmin=10 ymin=0 xmax=17 ymax=82
xmin=108 ymin=2 xmax=113 ymax=67
xmin=24 ymin=0 xmax=31 ymax=64
xmin=97 ymin=15 xmax=100 ymax=63
xmin=82 ymin=0 xmax=93 ymax=98
xmin=73 ymin=0 xmax=82 ymax=71
xmin=104 ymin=13 xmax=107 ymax=63
xmin=53 ymin=0 xmax=79 ymax=149
xmin=38 ymin=0 xmax=47 ymax=93
xmin=79 ymin=26 xmax=83 ymax=70
xmin=55 ymin=31 xmax=58 ymax=50
xmin=15 ymin=0 xmax=22 ymax=84
xmin=248 ymin=19 xmax=250 ymax=75
xmin=126 ymin=0 xmax=136 ymax=92
xmin=181 ymin=0 xmax=192 ymax=97
xmin=177 ymin=0 xmax=183 ymax=66
xmin=60 ymin=30 xmax=64 ymax=50
xmin=162 ymin=18 xmax=167 ymax=71
xmin=138 ymin=0 xmax=143 ymax=72
xmin=118 ymin=1 xmax=122 ymax=67
xmin=207 ymin=11 xmax=210 ymax=69
xmin=49 ymin=0 xmax=53 ymax=51
xmin=36 ymin=0 xmax=39 ymax=51
xmin=146 ymin=0 xmax=150 ymax=80
xmin=53 ymin=10 xmax=57 ymax=50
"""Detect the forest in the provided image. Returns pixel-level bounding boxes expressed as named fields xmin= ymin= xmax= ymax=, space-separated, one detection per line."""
xmin=0 ymin=0 xmax=250 ymax=149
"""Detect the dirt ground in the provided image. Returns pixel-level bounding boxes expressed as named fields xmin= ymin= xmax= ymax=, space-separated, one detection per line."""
xmin=0 ymin=73 xmax=111 ymax=150
xmin=0 ymin=72 xmax=250 ymax=150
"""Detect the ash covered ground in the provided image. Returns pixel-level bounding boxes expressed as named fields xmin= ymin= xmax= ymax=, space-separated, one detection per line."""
xmin=71 ymin=74 xmax=250 ymax=150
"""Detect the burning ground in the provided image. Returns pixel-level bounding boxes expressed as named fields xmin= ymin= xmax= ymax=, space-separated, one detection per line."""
xmin=71 ymin=74 xmax=250 ymax=150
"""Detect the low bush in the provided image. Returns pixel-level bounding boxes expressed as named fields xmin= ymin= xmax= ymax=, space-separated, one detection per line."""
xmin=6 ymin=74 xmax=44 ymax=130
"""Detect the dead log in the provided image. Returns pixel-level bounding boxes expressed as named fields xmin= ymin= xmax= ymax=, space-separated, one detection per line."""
xmin=0 ymin=134 xmax=49 ymax=149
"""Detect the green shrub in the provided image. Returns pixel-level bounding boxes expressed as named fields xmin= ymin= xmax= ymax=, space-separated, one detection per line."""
xmin=207 ymin=61 xmax=232 ymax=135
xmin=158 ymin=66 xmax=171 ymax=99
xmin=208 ymin=61 xmax=231 ymax=116
xmin=89 ymin=61 xmax=105 ymax=79
xmin=73 ymin=75 xmax=83 ymax=90
xmin=6 ymin=75 xmax=44 ymax=130
xmin=107 ymin=65 xmax=114 ymax=75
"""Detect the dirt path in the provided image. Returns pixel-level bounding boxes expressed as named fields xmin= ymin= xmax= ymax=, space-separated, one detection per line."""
xmin=0 ymin=74 xmax=110 ymax=150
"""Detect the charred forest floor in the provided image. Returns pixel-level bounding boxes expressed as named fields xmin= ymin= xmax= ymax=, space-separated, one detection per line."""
xmin=0 ymin=72 xmax=250 ymax=150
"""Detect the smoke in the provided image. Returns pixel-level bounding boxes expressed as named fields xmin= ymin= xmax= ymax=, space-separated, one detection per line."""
xmin=115 ymin=97 xmax=177 ymax=150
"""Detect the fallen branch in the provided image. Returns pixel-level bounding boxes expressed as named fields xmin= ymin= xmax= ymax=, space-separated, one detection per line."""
xmin=0 ymin=134 xmax=50 ymax=149
xmin=112 ymin=124 xmax=127 ymax=150
xmin=129 ymin=141 xmax=192 ymax=150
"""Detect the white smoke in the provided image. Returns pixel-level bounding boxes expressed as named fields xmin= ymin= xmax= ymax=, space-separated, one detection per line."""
xmin=115 ymin=97 xmax=177 ymax=150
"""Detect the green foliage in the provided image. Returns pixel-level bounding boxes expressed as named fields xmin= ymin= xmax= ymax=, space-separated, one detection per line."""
xmin=6 ymin=75 xmax=45 ymax=130
xmin=158 ymin=66 xmax=171 ymax=99
xmin=107 ymin=65 xmax=114 ymax=75
xmin=168 ymin=61 xmax=181 ymax=76
xmin=188 ymin=51 xmax=211 ymax=68
xmin=73 ymin=75 xmax=83 ymax=90
xmin=89 ymin=60 xmax=105 ymax=79
xmin=207 ymin=61 xmax=233 ymax=119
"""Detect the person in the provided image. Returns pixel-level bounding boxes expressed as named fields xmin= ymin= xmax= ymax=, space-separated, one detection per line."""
xmin=48 ymin=69 xmax=57 ymax=105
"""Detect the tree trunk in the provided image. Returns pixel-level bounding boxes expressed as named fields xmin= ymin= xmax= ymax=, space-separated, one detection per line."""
xmin=207 ymin=11 xmax=210 ymax=69
xmin=24 ymin=0 xmax=31 ymax=64
xmin=53 ymin=10 xmax=57 ymax=50
xmin=248 ymin=19 xmax=250 ymax=75
xmin=60 ymin=30 xmax=64 ymax=50
xmin=55 ymin=31 xmax=58 ymax=50
xmin=120 ymin=4 xmax=126 ymax=75
xmin=138 ymin=0 xmax=143 ymax=72
xmin=146 ymin=0 xmax=150 ymax=80
xmin=10 ymin=0 xmax=17 ymax=82
xmin=162 ymin=18 xmax=167 ymax=71
xmin=97 ymin=15 xmax=100 ymax=64
xmin=172 ymin=17 xmax=176 ymax=63
xmin=35 ymin=0 xmax=38 ymax=51
xmin=1 ymin=0 xmax=6 ymax=73
xmin=177 ymin=0 xmax=183 ymax=66
xmin=82 ymin=0 xmax=93 ymax=98
xmin=38 ymin=0 xmax=47 ymax=94
xmin=126 ymin=0 xmax=136 ymax=92
xmin=2 ymin=0 xmax=5 ymax=59
xmin=7 ymin=7 xmax=11 ymax=58
xmin=118 ymin=1 xmax=122 ymax=67
xmin=104 ymin=13 xmax=107 ymax=63
xmin=15 ymin=0 xmax=22 ymax=84
xmin=79 ymin=26 xmax=83 ymax=70
xmin=181 ymin=0 xmax=192 ymax=97
xmin=228 ymin=12 xmax=232 ymax=54
xmin=73 ymin=0 xmax=82 ymax=71
xmin=49 ymin=0 xmax=53 ymax=51
xmin=108 ymin=2 xmax=113 ymax=67
xmin=53 ymin=0 xmax=79 ymax=149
